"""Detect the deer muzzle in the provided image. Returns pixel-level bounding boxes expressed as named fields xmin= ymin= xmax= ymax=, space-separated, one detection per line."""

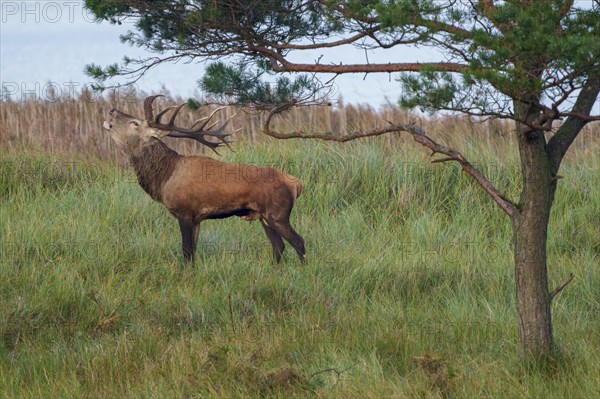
xmin=103 ymin=109 xmax=117 ymax=130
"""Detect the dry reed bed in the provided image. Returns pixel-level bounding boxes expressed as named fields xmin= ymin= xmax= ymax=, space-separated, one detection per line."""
xmin=1 ymin=93 xmax=599 ymax=164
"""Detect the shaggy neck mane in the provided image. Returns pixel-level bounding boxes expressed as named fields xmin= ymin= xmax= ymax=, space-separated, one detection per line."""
xmin=129 ymin=138 xmax=180 ymax=202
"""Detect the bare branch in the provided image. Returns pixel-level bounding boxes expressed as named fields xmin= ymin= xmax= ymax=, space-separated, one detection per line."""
xmin=270 ymin=60 xmax=469 ymax=74
xmin=389 ymin=122 xmax=517 ymax=217
xmin=262 ymin=121 xmax=402 ymax=142
xmin=261 ymin=109 xmax=517 ymax=217
xmin=272 ymin=31 xmax=374 ymax=50
xmin=548 ymin=77 xmax=600 ymax=168
xmin=309 ymin=362 xmax=357 ymax=381
xmin=559 ymin=112 xmax=600 ymax=122
xmin=431 ymin=156 xmax=460 ymax=164
xmin=242 ymin=41 xmax=470 ymax=75
xmin=550 ymin=273 xmax=574 ymax=301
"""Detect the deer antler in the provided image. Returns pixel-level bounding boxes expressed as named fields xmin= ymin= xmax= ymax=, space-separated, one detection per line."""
xmin=144 ymin=95 xmax=234 ymax=154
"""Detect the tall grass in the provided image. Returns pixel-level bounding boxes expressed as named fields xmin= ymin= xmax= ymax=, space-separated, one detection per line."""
xmin=7 ymin=92 xmax=598 ymax=161
xmin=0 ymin=96 xmax=599 ymax=397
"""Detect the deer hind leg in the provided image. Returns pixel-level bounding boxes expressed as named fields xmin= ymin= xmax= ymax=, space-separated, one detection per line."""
xmin=266 ymin=217 xmax=306 ymax=263
xmin=178 ymin=218 xmax=199 ymax=263
xmin=260 ymin=218 xmax=285 ymax=263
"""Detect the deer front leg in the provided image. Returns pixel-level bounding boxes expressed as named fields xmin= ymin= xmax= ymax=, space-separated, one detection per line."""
xmin=178 ymin=218 xmax=199 ymax=263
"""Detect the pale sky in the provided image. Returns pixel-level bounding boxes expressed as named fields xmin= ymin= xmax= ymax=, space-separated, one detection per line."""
xmin=0 ymin=0 xmax=441 ymax=106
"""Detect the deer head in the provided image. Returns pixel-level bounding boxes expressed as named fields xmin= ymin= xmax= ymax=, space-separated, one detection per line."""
xmin=103 ymin=95 xmax=233 ymax=155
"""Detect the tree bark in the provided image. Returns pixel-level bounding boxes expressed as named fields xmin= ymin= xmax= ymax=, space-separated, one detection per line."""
xmin=512 ymin=101 xmax=557 ymax=357
xmin=512 ymin=196 xmax=554 ymax=357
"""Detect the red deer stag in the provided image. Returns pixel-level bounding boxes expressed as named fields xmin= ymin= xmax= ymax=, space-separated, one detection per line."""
xmin=102 ymin=95 xmax=305 ymax=263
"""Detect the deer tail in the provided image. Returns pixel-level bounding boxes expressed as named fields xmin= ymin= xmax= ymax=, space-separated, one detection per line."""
xmin=286 ymin=175 xmax=303 ymax=199
xmin=294 ymin=178 xmax=303 ymax=199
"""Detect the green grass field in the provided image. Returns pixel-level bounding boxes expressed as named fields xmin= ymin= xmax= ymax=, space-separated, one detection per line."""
xmin=1 ymin=137 xmax=599 ymax=397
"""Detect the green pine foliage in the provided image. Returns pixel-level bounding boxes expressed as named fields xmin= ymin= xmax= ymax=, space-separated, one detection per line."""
xmin=199 ymin=61 xmax=320 ymax=107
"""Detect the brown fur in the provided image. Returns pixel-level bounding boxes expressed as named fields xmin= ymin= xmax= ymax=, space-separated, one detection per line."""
xmin=103 ymin=106 xmax=305 ymax=264
xmin=129 ymin=138 xmax=180 ymax=202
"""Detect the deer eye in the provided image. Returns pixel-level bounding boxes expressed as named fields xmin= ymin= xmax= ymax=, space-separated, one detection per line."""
xmin=129 ymin=121 xmax=140 ymax=127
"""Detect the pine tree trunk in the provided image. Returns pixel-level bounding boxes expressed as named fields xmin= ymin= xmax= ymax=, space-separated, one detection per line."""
xmin=512 ymin=101 xmax=557 ymax=358
xmin=512 ymin=194 xmax=554 ymax=357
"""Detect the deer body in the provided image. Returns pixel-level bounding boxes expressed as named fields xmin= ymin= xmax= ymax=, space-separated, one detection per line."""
xmin=103 ymin=97 xmax=305 ymax=263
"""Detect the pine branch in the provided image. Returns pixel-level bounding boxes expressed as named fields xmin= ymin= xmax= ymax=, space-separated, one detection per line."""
xmin=270 ymin=60 xmax=469 ymax=74
xmin=548 ymin=77 xmax=600 ymax=169
xmin=261 ymin=109 xmax=517 ymax=217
